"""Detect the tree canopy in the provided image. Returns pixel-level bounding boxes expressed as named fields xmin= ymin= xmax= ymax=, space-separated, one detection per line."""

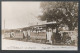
xmin=38 ymin=1 xmax=78 ymax=30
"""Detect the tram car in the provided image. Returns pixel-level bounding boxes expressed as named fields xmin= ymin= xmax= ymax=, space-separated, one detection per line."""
xmin=4 ymin=30 xmax=25 ymax=40
xmin=3 ymin=22 xmax=78 ymax=45
xmin=4 ymin=22 xmax=59 ymax=43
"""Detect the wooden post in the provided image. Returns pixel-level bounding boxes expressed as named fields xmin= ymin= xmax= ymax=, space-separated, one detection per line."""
xmin=46 ymin=27 xmax=47 ymax=42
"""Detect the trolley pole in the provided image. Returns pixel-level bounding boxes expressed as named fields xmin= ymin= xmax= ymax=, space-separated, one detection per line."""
xmin=4 ymin=19 xmax=5 ymax=34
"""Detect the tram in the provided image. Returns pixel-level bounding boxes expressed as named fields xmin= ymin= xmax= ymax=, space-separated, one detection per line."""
xmin=3 ymin=22 xmax=77 ymax=45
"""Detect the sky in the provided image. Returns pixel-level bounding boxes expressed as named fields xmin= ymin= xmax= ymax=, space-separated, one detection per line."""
xmin=2 ymin=1 xmax=45 ymax=29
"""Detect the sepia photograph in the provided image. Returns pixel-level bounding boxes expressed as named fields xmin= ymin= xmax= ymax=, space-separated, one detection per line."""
xmin=1 ymin=1 xmax=78 ymax=50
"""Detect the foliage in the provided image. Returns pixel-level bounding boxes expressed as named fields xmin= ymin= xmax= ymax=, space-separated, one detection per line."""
xmin=39 ymin=1 xmax=78 ymax=30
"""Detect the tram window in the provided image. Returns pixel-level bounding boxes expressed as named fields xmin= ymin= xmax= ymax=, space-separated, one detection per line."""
xmin=31 ymin=30 xmax=33 ymax=32
xmin=42 ymin=30 xmax=46 ymax=32
xmin=33 ymin=30 xmax=36 ymax=32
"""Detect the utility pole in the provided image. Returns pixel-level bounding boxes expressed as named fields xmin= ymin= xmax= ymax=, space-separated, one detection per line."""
xmin=4 ymin=19 xmax=5 ymax=34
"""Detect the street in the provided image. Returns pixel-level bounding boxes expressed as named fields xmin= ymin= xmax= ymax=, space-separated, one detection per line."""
xmin=2 ymin=37 xmax=77 ymax=50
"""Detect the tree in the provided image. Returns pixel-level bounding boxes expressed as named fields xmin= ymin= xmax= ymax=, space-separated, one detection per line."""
xmin=38 ymin=1 xmax=78 ymax=30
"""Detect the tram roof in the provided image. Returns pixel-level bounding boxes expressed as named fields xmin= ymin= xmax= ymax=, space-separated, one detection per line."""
xmin=37 ymin=21 xmax=58 ymax=25
xmin=5 ymin=22 xmax=59 ymax=32
xmin=29 ymin=22 xmax=59 ymax=27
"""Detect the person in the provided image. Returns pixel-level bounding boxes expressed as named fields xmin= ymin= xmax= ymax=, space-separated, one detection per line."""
xmin=47 ymin=30 xmax=49 ymax=41
xmin=48 ymin=29 xmax=52 ymax=44
xmin=51 ymin=29 xmax=56 ymax=44
xmin=46 ymin=28 xmax=53 ymax=44
xmin=51 ymin=32 xmax=56 ymax=44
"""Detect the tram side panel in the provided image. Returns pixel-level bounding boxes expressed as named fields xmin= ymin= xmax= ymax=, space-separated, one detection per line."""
xmin=30 ymin=32 xmax=38 ymax=40
xmin=30 ymin=32 xmax=46 ymax=39
xmin=4 ymin=33 xmax=11 ymax=38
xmin=29 ymin=31 xmax=46 ymax=43
xmin=38 ymin=32 xmax=46 ymax=43
xmin=38 ymin=32 xmax=46 ymax=40
xmin=12 ymin=32 xmax=24 ymax=39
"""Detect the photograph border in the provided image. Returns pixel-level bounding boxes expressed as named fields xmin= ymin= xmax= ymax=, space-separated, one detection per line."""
xmin=0 ymin=0 xmax=79 ymax=53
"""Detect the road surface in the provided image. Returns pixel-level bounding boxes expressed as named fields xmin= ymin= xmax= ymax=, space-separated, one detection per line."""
xmin=2 ymin=38 xmax=77 ymax=50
